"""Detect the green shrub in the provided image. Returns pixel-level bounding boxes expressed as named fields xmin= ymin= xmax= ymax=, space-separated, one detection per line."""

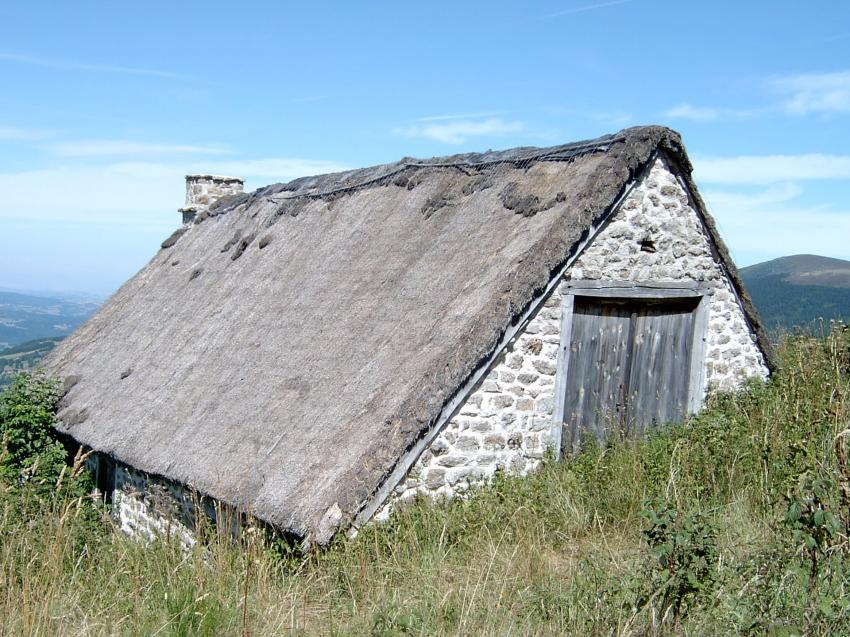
xmin=0 ymin=371 xmax=67 ymax=491
xmin=638 ymin=500 xmax=718 ymax=624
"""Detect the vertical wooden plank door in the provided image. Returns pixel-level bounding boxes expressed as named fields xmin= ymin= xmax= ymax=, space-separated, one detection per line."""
xmin=563 ymin=299 xmax=632 ymax=446
xmin=564 ymin=296 xmax=698 ymax=448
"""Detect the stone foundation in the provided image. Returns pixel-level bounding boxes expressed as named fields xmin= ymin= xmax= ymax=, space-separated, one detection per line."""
xmin=89 ymin=454 xmax=232 ymax=545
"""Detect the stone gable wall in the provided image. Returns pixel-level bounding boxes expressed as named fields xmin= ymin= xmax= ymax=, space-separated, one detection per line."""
xmin=379 ymin=156 xmax=769 ymax=516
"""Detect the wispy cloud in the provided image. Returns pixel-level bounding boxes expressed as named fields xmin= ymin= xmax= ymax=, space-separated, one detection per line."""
xmin=107 ymin=158 xmax=350 ymax=185
xmin=703 ymin=182 xmax=803 ymax=210
xmin=772 ymin=70 xmax=850 ymax=115
xmin=693 ymin=153 xmax=850 ymax=263
xmin=414 ymin=111 xmax=503 ymax=122
xmin=544 ymin=0 xmax=632 ymax=19
xmin=542 ymin=106 xmax=633 ymax=127
xmin=819 ymin=33 xmax=850 ymax=44
xmin=705 ymin=189 xmax=850 ymax=264
xmin=597 ymin=111 xmax=634 ymax=126
xmin=0 ymin=156 xmax=348 ymax=226
xmin=394 ymin=116 xmax=525 ymax=144
xmin=664 ymin=70 xmax=850 ymax=122
xmin=185 ymin=158 xmax=349 ymax=180
xmin=0 ymin=51 xmax=192 ymax=81
xmin=0 ymin=126 xmax=50 ymax=140
xmin=48 ymin=140 xmax=232 ymax=158
xmin=694 ymin=153 xmax=850 ymax=185
xmin=664 ymin=104 xmax=723 ymax=121
xmin=663 ymin=103 xmax=763 ymax=122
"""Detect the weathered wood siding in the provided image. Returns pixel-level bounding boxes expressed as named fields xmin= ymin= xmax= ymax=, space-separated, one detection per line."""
xmin=565 ymin=297 xmax=697 ymax=444
xmin=626 ymin=300 xmax=695 ymax=433
xmin=564 ymin=299 xmax=631 ymax=443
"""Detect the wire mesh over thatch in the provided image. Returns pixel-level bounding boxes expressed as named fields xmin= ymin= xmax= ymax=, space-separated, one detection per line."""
xmin=45 ymin=126 xmax=772 ymax=542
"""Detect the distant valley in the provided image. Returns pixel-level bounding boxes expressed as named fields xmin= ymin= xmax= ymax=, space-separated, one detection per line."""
xmin=740 ymin=254 xmax=850 ymax=331
xmin=0 ymin=289 xmax=101 ymax=349
xmin=0 ymin=289 xmax=103 ymax=389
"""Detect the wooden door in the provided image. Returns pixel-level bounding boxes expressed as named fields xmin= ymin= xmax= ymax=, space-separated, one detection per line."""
xmin=564 ymin=296 xmax=698 ymax=448
xmin=626 ymin=302 xmax=695 ymax=435
xmin=563 ymin=299 xmax=632 ymax=443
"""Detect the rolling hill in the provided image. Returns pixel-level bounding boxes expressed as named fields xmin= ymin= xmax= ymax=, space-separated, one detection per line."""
xmin=740 ymin=254 xmax=850 ymax=331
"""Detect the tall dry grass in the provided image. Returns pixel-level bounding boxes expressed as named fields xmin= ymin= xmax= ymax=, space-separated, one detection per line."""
xmin=1 ymin=327 xmax=849 ymax=636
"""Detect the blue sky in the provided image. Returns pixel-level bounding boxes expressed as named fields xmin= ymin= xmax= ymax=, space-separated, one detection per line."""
xmin=1 ymin=0 xmax=849 ymax=294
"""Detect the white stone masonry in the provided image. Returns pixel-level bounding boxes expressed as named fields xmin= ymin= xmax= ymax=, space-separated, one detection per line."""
xmin=179 ymin=174 xmax=244 ymax=224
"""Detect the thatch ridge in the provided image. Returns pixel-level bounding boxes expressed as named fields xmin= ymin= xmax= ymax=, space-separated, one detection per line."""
xmin=44 ymin=125 xmax=773 ymax=542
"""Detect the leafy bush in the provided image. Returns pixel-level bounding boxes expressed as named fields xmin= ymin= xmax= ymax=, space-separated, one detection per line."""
xmin=639 ymin=500 xmax=718 ymax=625
xmin=0 ymin=371 xmax=67 ymax=491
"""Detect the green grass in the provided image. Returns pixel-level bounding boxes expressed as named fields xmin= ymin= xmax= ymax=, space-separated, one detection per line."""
xmin=1 ymin=328 xmax=850 ymax=636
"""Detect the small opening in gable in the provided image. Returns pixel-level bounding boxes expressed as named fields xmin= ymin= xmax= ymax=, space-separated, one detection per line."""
xmin=639 ymin=237 xmax=657 ymax=253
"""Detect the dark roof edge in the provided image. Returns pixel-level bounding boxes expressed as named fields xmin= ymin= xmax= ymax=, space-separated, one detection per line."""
xmin=207 ymin=126 xmax=670 ymax=219
xmin=657 ymin=142 xmax=777 ymax=371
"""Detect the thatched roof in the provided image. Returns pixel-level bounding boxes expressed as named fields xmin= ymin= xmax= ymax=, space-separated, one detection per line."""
xmin=45 ymin=125 xmax=773 ymax=542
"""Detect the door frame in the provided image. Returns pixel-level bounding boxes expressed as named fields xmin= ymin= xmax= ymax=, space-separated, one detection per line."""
xmin=550 ymin=280 xmax=714 ymax=458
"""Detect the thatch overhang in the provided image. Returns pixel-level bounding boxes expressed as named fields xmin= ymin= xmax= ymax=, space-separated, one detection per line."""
xmin=45 ymin=126 xmax=774 ymax=542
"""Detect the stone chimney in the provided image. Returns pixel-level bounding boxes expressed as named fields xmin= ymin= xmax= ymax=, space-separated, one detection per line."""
xmin=179 ymin=174 xmax=244 ymax=224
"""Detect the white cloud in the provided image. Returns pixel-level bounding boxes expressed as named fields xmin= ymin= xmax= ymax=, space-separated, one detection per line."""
xmin=703 ymin=182 xmax=803 ymax=209
xmin=693 ymin=153 xmax=850 ymax=263
xmin=0 ymin=157 xmax=349 ymax=226
xmin=48 ymin=140 xmax=233 ymax=157
xmin=0 ymin=51 xmax=191 ymax=80
xmin=662 ymin=103 xmax=762 ymax=122
xmin=694 ymin=154 xmax=850 ymax=185
xmin=773 ymin=70 xmax=850 ymax=115
xmin=703 ymin=186 xmax=850 ymax=264
xmin=0 ymin=126 xmax=50 ymax=140
xmin=394 ymin=117 xmax=525 ymax=144
xmin=414 ymin=112 xmax=503 ymax=122
xmin=545 ymin=0 xmax=632 ymax=18
xmin=664 ymin=70 xmax=850 ymax=122
xmin=663 ymin=104 xmax=721 ymax=121
xmin=196 ymin=158 xmax=349 ymax=180
xmin=0 ymin=165 xmax=181 ymax=226
xmin=820 ymin=33 xmax=850 ymax=44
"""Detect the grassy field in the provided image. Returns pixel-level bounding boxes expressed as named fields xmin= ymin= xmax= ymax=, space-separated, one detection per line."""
xmin=1 ymin=328 xmax=849 ymax=636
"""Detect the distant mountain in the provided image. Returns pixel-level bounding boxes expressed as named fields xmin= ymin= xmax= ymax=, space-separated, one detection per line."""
xmin=0 ymin=336 xmax=63 ymax=390
xmin=740 ymin=254 xmax=850 ymax=331
xmin=0 ymin=290 xmax=101 ymax=349
xmin=741 ymin=255 xmax=850 ymax=288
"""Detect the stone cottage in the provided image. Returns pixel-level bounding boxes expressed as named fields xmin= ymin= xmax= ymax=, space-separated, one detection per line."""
xmin=45 ymin=126 xmax=773 ymax=544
